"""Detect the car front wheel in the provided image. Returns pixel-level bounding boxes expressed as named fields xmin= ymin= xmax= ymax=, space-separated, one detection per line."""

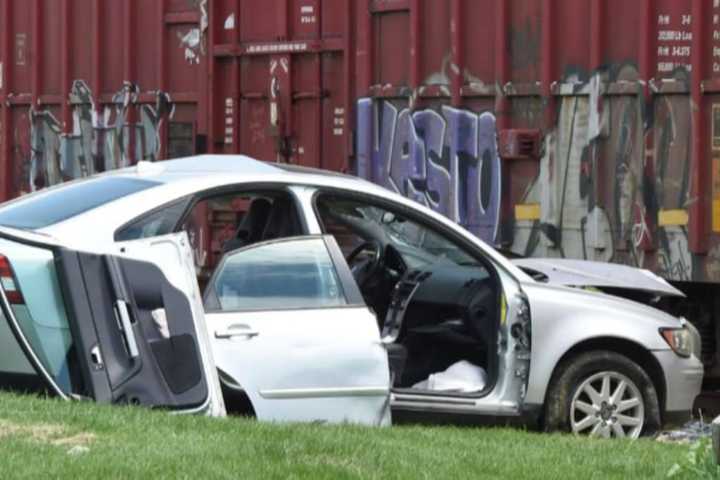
xmin=544 ymin=350 xmax=661 ymax=439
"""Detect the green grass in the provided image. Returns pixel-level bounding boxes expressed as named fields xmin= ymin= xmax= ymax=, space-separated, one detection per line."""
xmin=0 ymin=391 xmax=694 ymax=479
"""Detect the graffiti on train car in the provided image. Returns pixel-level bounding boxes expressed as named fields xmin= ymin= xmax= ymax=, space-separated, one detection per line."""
xmin=356 ymin=66 xmax=694 ymax=281
xmin=356 ymin=99 xmax=502 ymax=244
xmin=21 ymin=81 xmax=174 ymax=193
xmin=177 ymin=0 xmax=208 ymax=64
xmin=511 ymin=65 xmax=692 ymax=281
xmin=511 ymin=73 xmax=615 ymax=266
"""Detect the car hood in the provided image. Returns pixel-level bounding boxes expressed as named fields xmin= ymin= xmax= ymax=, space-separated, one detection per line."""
xmin=511 ymin=258 xmax=684 ymax=297
xmin=521 ymin=280 xmax=685 ymax=330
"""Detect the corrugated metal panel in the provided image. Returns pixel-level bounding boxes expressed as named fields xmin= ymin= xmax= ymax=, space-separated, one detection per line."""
xmin=207 ymin=0 xmax=352 ymax=173
xmin=1 ymin=0 xmax=720 ymax=284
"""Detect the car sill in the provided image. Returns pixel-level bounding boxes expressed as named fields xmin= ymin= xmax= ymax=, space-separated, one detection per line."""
xmin=259 ymin=386 xmax=389 ymax=399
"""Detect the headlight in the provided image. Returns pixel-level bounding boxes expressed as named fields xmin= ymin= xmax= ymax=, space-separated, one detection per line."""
xmin=659 ymin=327 xmax=692 ymax=358
xmin=684 ymin=320 xmax=703 ymax=359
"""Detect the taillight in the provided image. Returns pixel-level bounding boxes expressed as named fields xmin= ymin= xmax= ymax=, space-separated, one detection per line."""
xmin=0 ymin=254 xmax=25 ymax=305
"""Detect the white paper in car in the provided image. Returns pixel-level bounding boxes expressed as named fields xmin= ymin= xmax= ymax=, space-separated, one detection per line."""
xmin=412 ymin=360 xmax=487 ymax=393
xmin=151 ymin=308 xmax=170 ymax=339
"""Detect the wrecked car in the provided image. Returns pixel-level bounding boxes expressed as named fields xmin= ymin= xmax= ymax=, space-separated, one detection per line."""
xmin=0 ymin=155 xmax=704 ymax=439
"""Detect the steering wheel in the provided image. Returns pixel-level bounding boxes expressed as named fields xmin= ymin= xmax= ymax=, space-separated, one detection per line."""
xmin=346 ymin=240 xmax=385 ymax=288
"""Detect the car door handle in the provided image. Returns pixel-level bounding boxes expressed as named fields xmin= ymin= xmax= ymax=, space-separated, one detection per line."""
xmin=215 ymin=324 xmax=260 ymax=339
xmin=115 ymin=300 xmax=140 ymax=358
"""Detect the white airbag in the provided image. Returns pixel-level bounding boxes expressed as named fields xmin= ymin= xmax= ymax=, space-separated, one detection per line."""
xmin=412 ymin=360 xmax=487 ymax=392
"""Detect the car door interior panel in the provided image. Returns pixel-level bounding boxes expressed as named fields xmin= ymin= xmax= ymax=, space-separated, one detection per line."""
xmin=55 ymin=249 xmax=208 ymax=408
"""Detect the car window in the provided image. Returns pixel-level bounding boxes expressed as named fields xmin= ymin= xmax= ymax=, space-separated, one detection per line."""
xmin=316 ymin=195 xmax=479 ymax=269
xmin=205 ymin=238 xmax=347 ymax=311
xmin=115 ymin=197 xmax=190 ymax=241
xmin=0 ymin=177 xmax=161 ymax=230
xmin=316 ymin=208 xmax=366 ymax=257
xmin=180 ymin=191 xmax=304 ymax=290
xmin=0 ymin=240 xmax=84 ymax=395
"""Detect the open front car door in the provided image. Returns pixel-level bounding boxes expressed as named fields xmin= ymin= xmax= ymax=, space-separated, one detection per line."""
xmin=0 ymin=228 xmax=224 ymax=416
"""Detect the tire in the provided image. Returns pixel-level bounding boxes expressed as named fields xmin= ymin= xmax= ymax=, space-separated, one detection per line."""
xmin=544 ymin=350 xmax=661 ymax=439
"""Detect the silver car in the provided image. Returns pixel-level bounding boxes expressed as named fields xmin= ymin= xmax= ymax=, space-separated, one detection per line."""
xmin=0 ymin=155 xmax=703 ymax=438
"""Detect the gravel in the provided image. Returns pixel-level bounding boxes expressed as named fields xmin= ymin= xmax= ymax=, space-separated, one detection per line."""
xmin=656 ymin=420 xmax=713 ymax=443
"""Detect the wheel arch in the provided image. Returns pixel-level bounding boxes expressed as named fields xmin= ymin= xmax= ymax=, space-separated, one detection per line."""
xmin=544 ymin=337 xmax=667 ymax=417
xmin=217 ymin=368 xmax=256 ymax=417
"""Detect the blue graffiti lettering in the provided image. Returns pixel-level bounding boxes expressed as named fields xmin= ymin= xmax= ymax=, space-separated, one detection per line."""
xmin=356 ymin=99 xmax=501 ymax=244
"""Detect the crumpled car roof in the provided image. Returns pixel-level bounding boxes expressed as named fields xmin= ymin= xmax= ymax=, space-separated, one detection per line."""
xmin=511 ymin=258 xmax=685 ymax=297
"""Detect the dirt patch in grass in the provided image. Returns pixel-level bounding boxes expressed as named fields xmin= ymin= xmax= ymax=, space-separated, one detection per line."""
xmin=297 ymin=453 xmax=366 ymax=476
xmin=0 ymin=419 xmax=96 ymax=447
xmin=50 ymin=432 xmax=96 ymax=447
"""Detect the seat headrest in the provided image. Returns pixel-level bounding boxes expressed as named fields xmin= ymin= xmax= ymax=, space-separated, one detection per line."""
xmin=236 ymin=197 xmax=272 ymax=243
xmin=262 ymin=197 xmax=300 ymax=240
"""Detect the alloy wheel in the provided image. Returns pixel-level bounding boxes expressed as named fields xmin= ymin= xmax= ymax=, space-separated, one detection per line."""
xmin=570 ymin=371 xmax=645 ymax=439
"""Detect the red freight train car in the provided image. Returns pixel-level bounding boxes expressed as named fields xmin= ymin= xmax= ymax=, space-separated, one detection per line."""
xmin=2 ymin=0 xmax=720 ymax=382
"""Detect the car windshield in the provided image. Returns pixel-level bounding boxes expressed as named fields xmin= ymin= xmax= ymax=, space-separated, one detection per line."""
xmin=0 ymin=177 xmax=161 ymax=229
xmin=371 ymin=210 xmax=477 ymax=268
xmin=317 ymin=196 xmax=478 ymax=269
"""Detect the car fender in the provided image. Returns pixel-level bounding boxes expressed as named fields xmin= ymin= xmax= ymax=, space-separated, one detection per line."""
xmin=520 ymin=282 xmax=682 ymax=406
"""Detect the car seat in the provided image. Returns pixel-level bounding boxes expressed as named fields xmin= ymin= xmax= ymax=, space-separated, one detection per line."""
xmin=222 ymin=197 xmax=272 ymax=253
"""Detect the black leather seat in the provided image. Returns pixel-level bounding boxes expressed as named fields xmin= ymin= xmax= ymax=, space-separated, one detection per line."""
xmin=223 ymin=198 xmax=272 ymax=253
xmin=261 ymin=197 xmax=302 ymax=241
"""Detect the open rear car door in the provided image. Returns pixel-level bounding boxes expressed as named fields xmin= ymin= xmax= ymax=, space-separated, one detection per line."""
xmin=0 ymin=228 xmax=224 ymax=416
xmin=205 ymin=235 xmax=391 ymax=425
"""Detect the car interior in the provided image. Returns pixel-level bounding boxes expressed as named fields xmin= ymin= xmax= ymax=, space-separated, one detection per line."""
xmin=315 ymin=194 xmax=502 ymax=396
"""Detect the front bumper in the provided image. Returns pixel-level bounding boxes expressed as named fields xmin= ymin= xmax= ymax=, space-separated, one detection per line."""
xmin=653 ymin=349 xmax=703 ymax=416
